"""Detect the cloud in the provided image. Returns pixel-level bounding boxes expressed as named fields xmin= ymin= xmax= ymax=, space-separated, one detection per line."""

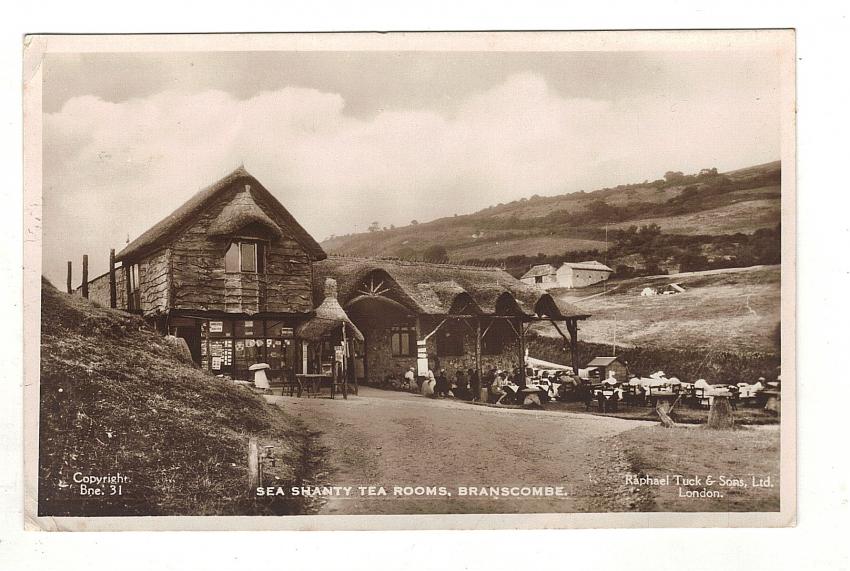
xmin=42 ymin=72 xmax=780 ymax=285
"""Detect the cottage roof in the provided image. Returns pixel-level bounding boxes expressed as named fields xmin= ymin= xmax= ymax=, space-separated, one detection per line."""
xmin=116 ymin=167 xmax=326 ymax=262
xmin=314 ymin=256 xmax=590 ymax=319
xmin=296 ymin=278 xmax=364 ymax=342
xmin=560 ymin=260 xmax=614 ymax=273
xmin=586 ymin=356 xmax=622 ymax=367
xmin=520 ymin=264 xmax=557 ymax=279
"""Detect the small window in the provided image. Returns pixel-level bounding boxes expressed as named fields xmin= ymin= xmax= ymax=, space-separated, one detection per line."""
xmin=534 ymin=275 xmax=543 ymax=283
xmin=391 ymin=326 xmax=415 ymax=357
xmin=225 ymin=241 xmax=265 ymax=273
xmin=127 ymin=264 xmax=141 ymax=311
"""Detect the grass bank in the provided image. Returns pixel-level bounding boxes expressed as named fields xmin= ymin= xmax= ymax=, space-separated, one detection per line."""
xmin=38 ymin=278 xmax=315 ymax=516
xmin=616 ymin=425 xmax=780 ymax=512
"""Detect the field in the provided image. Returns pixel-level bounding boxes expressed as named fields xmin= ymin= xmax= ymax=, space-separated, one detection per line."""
xmin=540 ymin=265 xmax=781 ymax=354
xmin=616 ymin=425 xmax=780 ymax=512
xmin=38 ymin=279 xmax=314 ymax=516
xmin=321 ymin=161 xmax=781 ymax=264
xmin=609 ymin=191 xmax=780 ymax=236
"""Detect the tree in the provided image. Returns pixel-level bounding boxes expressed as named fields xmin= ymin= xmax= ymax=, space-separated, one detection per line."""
xmin=368 ymin=221 xmax=380 ymax=233
xmin=664 ymin=171 xmax=685 ymax=183
xmin=410 ymin=219 xmax=419 ymax=226
xmin=423 ymin=245 xmax=448 ymax=262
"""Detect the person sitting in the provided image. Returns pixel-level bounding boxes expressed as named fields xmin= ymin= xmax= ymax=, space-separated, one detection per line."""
xmin=454 ymin=369 xmax=470 ymax=400
xmin=403 ymin=366 xmax=416 ymax=391
xmin=490 ymin=372 xmax=508 ymax=404
xmin=435 ymin=369 xmax=450 ymax=397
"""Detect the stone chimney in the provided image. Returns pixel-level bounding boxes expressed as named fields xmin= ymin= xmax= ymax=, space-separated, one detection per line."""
xmin=324 ymin=277 xmax=338 ymax=299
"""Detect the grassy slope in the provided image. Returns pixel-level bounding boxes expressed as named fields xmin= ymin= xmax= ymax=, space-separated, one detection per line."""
xmin=38 ymin=278 xmax=312 ymax=516
xmin=541 ymin=265 xmax=781 ymax=354
xmin=321 ymin=161 xmax=780 ymax=260
xmin=617 ymin=426 xmax=780 ymax=512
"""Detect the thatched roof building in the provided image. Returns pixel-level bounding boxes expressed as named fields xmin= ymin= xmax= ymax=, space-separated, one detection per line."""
xmin=314 ymin=256 xmax=589 ymax=320
xmin=116 ymin=167 xmax=326 ymax=263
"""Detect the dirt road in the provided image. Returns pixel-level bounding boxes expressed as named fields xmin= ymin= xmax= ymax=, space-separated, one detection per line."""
xmin=266 ymin=388 xmax=649 ymax=514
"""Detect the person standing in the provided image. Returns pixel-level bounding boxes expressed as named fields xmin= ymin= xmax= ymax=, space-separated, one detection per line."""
xmin=468 ymin=368 xmax=480 ymax=402
xmin=454 ymin=369 xmax=469 ymax=400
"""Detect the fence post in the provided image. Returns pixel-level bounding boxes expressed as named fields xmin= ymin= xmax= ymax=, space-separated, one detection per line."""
xmin=247 ymin=437 xmax=259 ymax=493
xmin=109 ymin=249 xmax=117 ymax=308
xmin=66 ymin=261 xmax=72 ymax=294
xmin=81 ymin=255 xmax=89 ymax=299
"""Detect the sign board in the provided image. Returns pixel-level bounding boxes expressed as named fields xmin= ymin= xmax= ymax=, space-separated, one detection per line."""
xmin=209 ymin=321 xmax=223 ymax=333
xmin=334 ymin=346 xmax=345 ymax=362
xmin=211 ymin=356 xmax=221 ymax=370
xmin=416 ymin=340 xmax=428 ymax=376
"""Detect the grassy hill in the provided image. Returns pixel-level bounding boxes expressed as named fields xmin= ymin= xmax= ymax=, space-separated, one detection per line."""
xmin=541 ymin=265 xmax=781 ymax=353
xmin=321 ymin=161 xmax=781 ymax=270
xmin=38 ymin=278 xmax=313 ymax=516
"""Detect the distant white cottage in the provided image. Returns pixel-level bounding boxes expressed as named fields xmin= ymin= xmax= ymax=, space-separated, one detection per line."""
xmin=521 ymin=260 xmax=614 ymax=289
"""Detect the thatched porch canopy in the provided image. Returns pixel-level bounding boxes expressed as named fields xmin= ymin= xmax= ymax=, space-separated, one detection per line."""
xmin=296 ymin=278 xmax=364 ymax=342
xmin=313 ymin=256 xmax=590 ymax=320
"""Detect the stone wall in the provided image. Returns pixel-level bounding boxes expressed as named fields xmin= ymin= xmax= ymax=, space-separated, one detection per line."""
xmin=362 ymin=315 xmax=523 ymax=383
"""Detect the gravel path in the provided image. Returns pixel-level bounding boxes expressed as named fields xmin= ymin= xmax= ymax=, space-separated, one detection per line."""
xmin=266 ymin=387 xmax=648 ymax=514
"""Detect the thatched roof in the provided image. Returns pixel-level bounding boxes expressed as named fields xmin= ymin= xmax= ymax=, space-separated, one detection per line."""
xmin=314 ymin=256 xmax=590 ymax=319
xmin=296 ymin=278 xmax=364 ymax=342
xmin=117 ymin=167 xmax=326 ymax=262
xmin=208 ymin=185 xmax=283 ymax=238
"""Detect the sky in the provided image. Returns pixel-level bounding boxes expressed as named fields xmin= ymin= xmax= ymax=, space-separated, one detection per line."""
xmin=42 ymin=49 xmax=783 ymax=286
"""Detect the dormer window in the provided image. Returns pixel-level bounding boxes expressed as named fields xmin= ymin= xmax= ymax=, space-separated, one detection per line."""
xmin=225 ymin=241 xmax=265 ymax=273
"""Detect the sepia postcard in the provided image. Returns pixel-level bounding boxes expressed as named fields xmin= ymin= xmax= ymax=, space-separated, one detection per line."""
xmin=22 ymin=30 xmax=796 ymax=531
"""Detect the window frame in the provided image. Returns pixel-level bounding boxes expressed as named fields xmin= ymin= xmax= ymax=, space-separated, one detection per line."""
xmin=225 ymin=240 xmax=266 ymax=274
xmin=390 ymin=325 xmax=416 ymax=357
xmin=127 ymin=263 xmax=141 ymax=311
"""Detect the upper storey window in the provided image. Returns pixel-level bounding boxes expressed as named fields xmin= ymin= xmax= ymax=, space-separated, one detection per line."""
xmin=225 ymin=241 xmax=265 ymax=273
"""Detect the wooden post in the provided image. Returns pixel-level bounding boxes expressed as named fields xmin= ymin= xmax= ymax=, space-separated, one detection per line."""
xmin=475 ymin=318 xmax=482 ymax=390
xmin=108 ymin=249 xmax=117 ymax=308
xmin=247 ymin=437 xmax=259 ymax=492
xmin=566 ymin=319 xmax=579 ymax=375
xmin=125 ymin=264 xmax=132 ymax=311
xmin=66 ymin=261 xmax=72 ymax=294
xmin=81 ymin=254 xmax=89 ymax=299
xmin=518 ymin=319 xmax=527 ymax=384
xmin=708 ymin=396 xmax=735 ymax=429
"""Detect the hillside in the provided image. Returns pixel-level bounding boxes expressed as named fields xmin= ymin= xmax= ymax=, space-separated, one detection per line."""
xmin=321 ymin=161 xmax=781 ymax=274
xmin=537 ymin=265 xmax=781 ymax=354
xmin=38 ymin=279 xmax=313 ymax=516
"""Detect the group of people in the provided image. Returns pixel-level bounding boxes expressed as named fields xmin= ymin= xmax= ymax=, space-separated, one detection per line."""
xmin=410 ymin=365 xmax=536 ymax=403
xmin=416 ymin=367 xmax=481 ymax=400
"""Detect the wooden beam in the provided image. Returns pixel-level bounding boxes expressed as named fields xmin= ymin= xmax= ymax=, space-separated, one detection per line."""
xmin=475 ymin=318 xmax=482 ymax=396
xmin=421 ymin=318 xmax=449 ymax=342
xmin=81 ymin=254 xmax=89 ymax=299
xmin=109 ymin=249 xmax=117 ymax=308
xmin=66 ymin=261 xmax=72 ymax=294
